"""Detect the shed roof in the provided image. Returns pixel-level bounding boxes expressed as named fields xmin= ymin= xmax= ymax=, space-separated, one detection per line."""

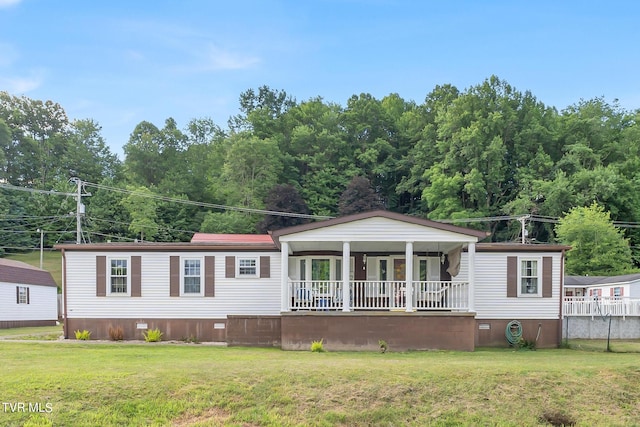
xmin=565 ymin=273 xmax=640 ymax=287
xmin=0 ymin=258 xmax=57 ymax=287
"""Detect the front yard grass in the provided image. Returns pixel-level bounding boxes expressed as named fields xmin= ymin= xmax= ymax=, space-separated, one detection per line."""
xmin=1 ymin=341 xmax=639 ymax=426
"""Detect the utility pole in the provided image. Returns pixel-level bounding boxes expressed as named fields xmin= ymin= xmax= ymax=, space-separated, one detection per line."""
xmin=69 ymin=177 xmax=90 ymax=244
xmin=37 ymin=228 xmax=43 ymax=269
xmin=518 ymin=215 xmax=530 ymax=244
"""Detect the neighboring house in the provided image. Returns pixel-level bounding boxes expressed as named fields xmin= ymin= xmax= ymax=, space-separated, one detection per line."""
xmin=564 ymin=273 xmax=640 ymax=321
xmin=56 ymin=210 xmax=569 ymax=350
xmin=564 ymin=274 xmax=640 ymax=299
xmin=0 ymin=258 xmax=58 ymax=328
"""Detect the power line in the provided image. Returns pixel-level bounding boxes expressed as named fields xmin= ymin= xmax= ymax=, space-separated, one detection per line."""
xmin=83 ymin=181 xmax=334 ymax=220
xmin=0 ymin=183 xmax=76 ymax=197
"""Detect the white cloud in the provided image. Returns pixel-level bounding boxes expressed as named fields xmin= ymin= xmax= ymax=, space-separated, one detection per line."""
xmin=201 ymin=45 xmax=260 ymax=71
xmin=0 ymin=0 xmax=23 ymax=8
xmin=0 ymin=70 xmax=44 ymax=93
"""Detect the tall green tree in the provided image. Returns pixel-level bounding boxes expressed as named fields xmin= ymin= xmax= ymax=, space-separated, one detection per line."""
xmin=555 ymin=202 xmax=634 ymax=275
xmin=120 ymin=185 xmax=159 ymax=241
xmin=215 ymin=133 xmax=282 ymax=208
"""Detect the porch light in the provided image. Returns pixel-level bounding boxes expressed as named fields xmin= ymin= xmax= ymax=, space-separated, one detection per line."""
xmin=362 ymin=254 xmax=367 ymax=269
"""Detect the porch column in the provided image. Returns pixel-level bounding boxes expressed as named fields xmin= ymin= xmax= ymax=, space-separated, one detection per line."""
xmin=468 ymin=242 xmax=476 ymax=312
xmin=342 ymin=241 xmax=351 ymax=312
xmin=405 ymin=241 xmax=414 ymax=312
xmin=281 ymin=242 xmax=290 ymax=312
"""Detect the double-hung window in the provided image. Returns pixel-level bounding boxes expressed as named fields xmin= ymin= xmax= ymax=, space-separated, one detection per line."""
xmin=182 ymin=258 xmax=202 ymax=295
xmin=519 ymin=259 xmax=540 ymax=296
xmin=17 ymin=286 xmax=28 ymax=304
xmin=238 ymin=258 xmax=257 ymax=277
xmin=109 ymin=258 xmax=129 ymax=295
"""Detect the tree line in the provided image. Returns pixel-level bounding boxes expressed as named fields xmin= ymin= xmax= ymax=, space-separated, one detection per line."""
xmin=1 ymin=76 xmax=639 ymax=273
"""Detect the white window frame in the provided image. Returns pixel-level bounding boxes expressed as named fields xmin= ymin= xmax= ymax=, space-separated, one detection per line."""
xmin=17 ymin=286 xmax=28 ymax=304
xmin=108 ymin=257 xmax=130 ymax=296
xmin=181 ymin=257 xmax=204 ymax=296
xmin=518 ymin=257 xmax=542 ymax=297
xmin=237 ymin=257 xmax=259 ymax=278
xmin=613 ymin=287 xmax=622 ymax=299
xmin=295 ymin=256 xmax=353 ymax=282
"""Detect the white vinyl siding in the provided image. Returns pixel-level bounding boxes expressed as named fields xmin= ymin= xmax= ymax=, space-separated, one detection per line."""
xmin=457 ymin=252 xmax=562 ymax=319
xmin=280 ymin=217 xmax=478 ymax=243
xmin=64 ymin=251 xmax=281 ymax=319
xmin=0 ymin=282 xmax=57 ymax=322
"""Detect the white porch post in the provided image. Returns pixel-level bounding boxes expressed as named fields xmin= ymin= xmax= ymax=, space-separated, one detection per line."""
xmin=281 ymin=242 xmax=290 ymax=312
xmin=468 ymin=242 xmax=476 ymax=312
xmin=405 ymin=241 xmax=414 ymax=312
xmin=342 ymin=241 xmax=351 ymax=312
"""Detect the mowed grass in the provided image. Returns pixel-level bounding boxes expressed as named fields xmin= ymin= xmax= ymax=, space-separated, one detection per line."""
xmin=1 ymin=342 xmax=639 ymax=426
xmin=0 ymin=324 xmax=63 ymax=340
xmin=5 ymin=250 xmax=62 ymax=289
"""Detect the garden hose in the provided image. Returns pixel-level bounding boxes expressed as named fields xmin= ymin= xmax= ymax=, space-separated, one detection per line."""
xmin=505 ymin=320 xmax=522 ymax=345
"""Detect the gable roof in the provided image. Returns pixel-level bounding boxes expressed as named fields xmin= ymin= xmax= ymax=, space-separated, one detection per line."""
xmin=270 ymin=210 xmax=491 ymax=242
xmin=0 ymin=258 xmax=57 ymax=287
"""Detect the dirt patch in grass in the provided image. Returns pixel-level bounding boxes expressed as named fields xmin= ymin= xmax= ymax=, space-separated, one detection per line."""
xmin=172 ymin=407 xmax=232 ymax=426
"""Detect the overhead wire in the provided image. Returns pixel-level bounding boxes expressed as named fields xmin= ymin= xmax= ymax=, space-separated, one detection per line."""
xmin=83 ymin=181 xmax=334 ymax=220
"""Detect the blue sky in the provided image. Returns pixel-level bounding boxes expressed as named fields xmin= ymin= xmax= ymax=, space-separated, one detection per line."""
xmin=1 ymin=0 xmax=639 ymax=158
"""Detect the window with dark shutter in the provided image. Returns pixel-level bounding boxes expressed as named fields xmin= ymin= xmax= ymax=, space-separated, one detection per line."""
xmin=205 ymin=256 xmax=215 ymax=297
xmin=542 ymin=257 xmax=552 ymax=298
xmin=225 ymin=256 xmax=235 ymax=278
xmin=96 ymin=256 xmax=106 ymax=297
xmin=170 ymin=256 xmax=180 ymax=297
xmin=506 ymin=256 xmax=517 ymax=297
xmin=260 ymin=256 xmax=270 ymax=278
xmin=131 ymin=256 xmax=142 ymax=297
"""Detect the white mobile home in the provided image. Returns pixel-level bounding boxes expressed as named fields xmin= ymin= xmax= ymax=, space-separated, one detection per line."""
xmin=57 ymin=211 xmax=569 ymax=350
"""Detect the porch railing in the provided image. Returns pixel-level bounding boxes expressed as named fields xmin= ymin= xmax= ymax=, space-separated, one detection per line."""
xmin=288 ymin=280 xmax=469 ymax=311
xmin=563 ymin=297 xmax=640 ymax=319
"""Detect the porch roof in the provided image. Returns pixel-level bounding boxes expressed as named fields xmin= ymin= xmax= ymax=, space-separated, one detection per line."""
xmin=271 ymin=210 xmax=490 ymax=254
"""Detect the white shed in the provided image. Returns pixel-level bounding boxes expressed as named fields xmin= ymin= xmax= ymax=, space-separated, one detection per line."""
xmin=0 ymin=258 xmax=58 ymax=328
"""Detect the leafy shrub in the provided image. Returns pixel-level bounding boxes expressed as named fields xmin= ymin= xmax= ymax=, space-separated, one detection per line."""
xmin=143 ymin=328 xmax=163 ymax=342
xmin=74 ymin=329 xmax=91 ymax=340
xmin=108 ymin=326 xmax=124 ymax=341
xmin=378 ymin=339 xmax=388 ymax=353
xmin=310 ymin=339 xmax=324 ymax=352
xmin=182 ymin=335 xmax=200 ymax=344
xmin=517 ymin=337 xmax=536 ymax=350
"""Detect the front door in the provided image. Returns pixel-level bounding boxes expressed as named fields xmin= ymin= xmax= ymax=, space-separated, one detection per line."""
xmin=392 ymin=259 xmax=406 ymax=308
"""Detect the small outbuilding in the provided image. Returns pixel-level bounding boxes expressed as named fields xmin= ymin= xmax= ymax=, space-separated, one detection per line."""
xmin=0 ymin=258 xmax=58 ymax=328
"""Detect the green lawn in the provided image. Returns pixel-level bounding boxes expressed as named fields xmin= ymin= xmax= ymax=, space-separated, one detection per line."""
xmin=1 ymin=340 xmax=639 ymax=426
xmin=5 ymin=250 xmax=62 ymax=290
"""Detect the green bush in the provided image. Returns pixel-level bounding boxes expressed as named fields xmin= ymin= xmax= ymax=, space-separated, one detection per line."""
xmin=74 ymin=329 xmax=91 ymax=340
xmin=378 ymin=339 xmax=388 ymax=353
xmin=143 ymin=328 xmax=163 ymax=343
xmin=310 ymin=339 xmax=324 ymax=352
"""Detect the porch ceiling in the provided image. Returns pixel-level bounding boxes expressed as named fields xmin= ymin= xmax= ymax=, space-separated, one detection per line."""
xmin=286 ymin=240 xmax=464 ymax=254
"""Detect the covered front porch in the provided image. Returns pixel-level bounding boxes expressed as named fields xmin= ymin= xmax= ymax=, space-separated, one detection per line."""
xmin=288 ymin=279 xmax=470 ymax=311
xmin=271 ymin=211 xmax=489 ymax=314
